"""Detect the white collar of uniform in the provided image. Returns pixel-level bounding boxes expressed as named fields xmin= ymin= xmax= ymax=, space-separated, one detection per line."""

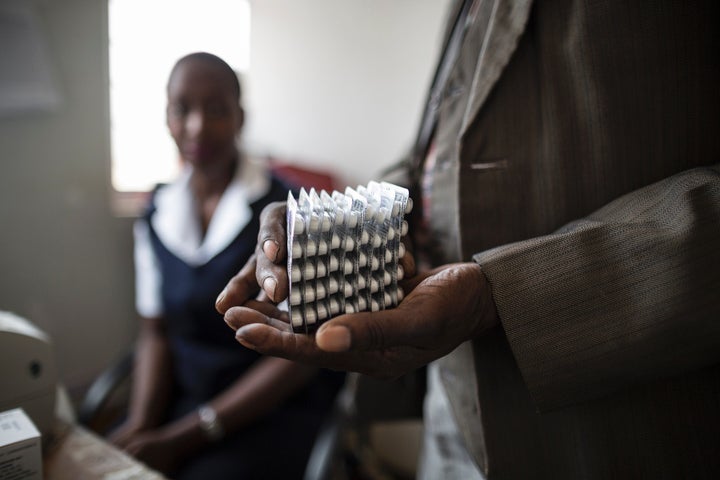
xmin=151 ymin=157 xmax=271 ymax=266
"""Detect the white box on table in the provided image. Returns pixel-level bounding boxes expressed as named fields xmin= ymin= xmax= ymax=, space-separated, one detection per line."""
xmin=0 ymin=408 xmax=42 ymax=480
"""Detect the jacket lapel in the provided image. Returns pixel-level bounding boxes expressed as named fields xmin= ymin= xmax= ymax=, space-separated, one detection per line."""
xmin=438 ymin=0 xmax=535 ymax=473
xmin=460 ymin=0 xmax=534 ymax=138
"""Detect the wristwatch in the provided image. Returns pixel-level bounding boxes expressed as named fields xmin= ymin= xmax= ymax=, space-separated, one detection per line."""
xmin=197 ymin=404 xmax=225 ymax=442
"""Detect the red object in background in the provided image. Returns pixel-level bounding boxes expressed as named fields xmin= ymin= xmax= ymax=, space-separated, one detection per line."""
xmin=268 ymin=158 xmax=337 ymax=192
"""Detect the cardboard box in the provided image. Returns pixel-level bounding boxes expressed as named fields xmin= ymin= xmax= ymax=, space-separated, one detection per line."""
xmin=0 ymin=408 xmax=42 ymax=480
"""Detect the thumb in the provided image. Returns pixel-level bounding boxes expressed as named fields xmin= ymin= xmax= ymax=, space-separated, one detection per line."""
xmin=315 ymin=308 xmax=408 ymax=352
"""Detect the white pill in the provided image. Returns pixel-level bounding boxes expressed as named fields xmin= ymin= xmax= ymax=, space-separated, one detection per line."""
xmin=291 ymin=309 xmax=304 ymax=327
xmin=397 ymin=264 xmax=404 ymax=280
xmin=306 ymin=239 xmax=317 ymax=256
xmin=347 ymin=212 xmax=358 ymax=228
xmin=293 ymin=216 xmax=305 ymax=235
xmin=331 ymin=233 xmax=341 ymax=249
xmin=316 ymin=302 xmax=329 ymax=320
xmin=372 ymin=234 xmax=382 ymax=248
xmin=357 ymin=275 xmax=366 ymax=290
xmin=344 ymin=236 xmax=355 ymax=251
xmin=398 ymin=243 xmax=406 ymax=258
xmin=292 ymin=241 xmax=303 ymax=259
xmin=384 ymin=292 xmax=392 ymax=306
xmin=385 ymin=249 xmax=392 ymax=263
xmin=387 ymin=226 xmax=396 ymax=239
xmin=358 ymin=252 xmax=368 ymax=267
xmin=377 ymin=208 xmax=388 ymax=224
xmin=371 ymin=299 xmax=380 ymax=312
xmin=334 ymin=209 xmax=345 ymax=225
xmin=329 ymin=297 xmax=341 ymax=315
xmin=357 ymin=297 xmax=367 ymax=311
xmin=318 ymin=239 xmax=328 ymax=255
xmin=397 ymin=287 xmax=404 ymax=302
xmin=343 ymin=258 xmax=353 ymax=274
xmin=383 ymin=271 xmax=391 ymax=285
xmin=291 ymin=264 xmax=301 ymax=282
xmin=360 ymin=230 xmax=369 ymax=245
xmin=345 ymin=303 xmax=356 ymax=314
xmin=405 ymin=198 xmax=413 ymax=214
xmin=308 ymin=214 xmax=320 ymax=233
xmin=370 ymin=256 xmax=380 ymax=271
xmin=369 ymin=278 xmax=379 ymax=293
xmin=401 ymin=220 xmax=408 ymax=236
xmin=316 ymin=261 xmax=327 ymax=278
xmin=321 ymin=213 xmax=332 ymax=232
xmin=290 ymin=286 xmax=302 ymax=305
xmin=343 ymin=282 xmax=354 ymax=297
xmin=310 ymin=263 xmax=321 ymax=278
xmin=305 ymin=308 xmax=317 ymax=325
xmin=328 ymin=276 xmax=339 ymax=293
xmin=304 ymin=288 xmax=316 ymax=302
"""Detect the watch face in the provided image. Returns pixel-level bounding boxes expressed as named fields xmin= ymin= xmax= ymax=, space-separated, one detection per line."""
xmin=198 ymin=405 xmax=224 ymax=441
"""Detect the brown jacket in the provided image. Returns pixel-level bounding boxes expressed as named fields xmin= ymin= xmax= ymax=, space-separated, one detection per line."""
xmin=416 ymin=0 xmax=720 ymax=478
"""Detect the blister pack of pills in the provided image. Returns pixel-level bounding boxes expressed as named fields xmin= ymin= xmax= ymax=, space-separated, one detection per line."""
xmin=287 ymin=181 xmax=413 ymax=333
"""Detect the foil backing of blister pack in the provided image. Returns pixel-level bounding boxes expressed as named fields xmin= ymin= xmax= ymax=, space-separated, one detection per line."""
xmin=287 ymin=182 xmax=412 ymax=333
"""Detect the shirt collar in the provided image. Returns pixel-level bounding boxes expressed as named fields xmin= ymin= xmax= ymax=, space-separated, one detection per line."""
xmin=151 ymin=157 xmax=271 ymax=265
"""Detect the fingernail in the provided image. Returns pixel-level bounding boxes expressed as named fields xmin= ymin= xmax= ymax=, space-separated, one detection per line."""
xmin=215 ymin=288 xmax=226 ymax=306
xmin=317 ymin=326 xmax=351 ymax=352
xmin=263 ymin=239 xmax=279 ymax=262
xmin=236 ymin=328 xmax=256 ymax=349
xmin=224 ymin=312 xmax=238 ymax=330
xmin=262 ymin=276 xmax=277 ymax=301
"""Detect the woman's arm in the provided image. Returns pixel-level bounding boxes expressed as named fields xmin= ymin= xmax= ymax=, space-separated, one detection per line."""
xmin=128 ymin=357 xmax=317 ymax=469
xmin=110 ymin=315 xmax=173 ymax=446
xmin=126 ymin=315 xmax=174 ymax=430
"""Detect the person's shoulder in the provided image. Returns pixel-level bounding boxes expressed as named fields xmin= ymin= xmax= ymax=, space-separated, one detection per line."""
xmin=141 ymin=182 xmax=169 ymax=219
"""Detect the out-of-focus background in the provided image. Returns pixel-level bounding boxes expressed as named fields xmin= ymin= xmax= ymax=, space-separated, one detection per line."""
xmin=0 ymin=0 xmax=449 ymax=398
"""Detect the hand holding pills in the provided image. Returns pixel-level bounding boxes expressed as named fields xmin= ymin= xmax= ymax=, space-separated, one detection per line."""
xmin=220 ymin=260 xmax=498 ymax=378
xmin=216 ymin=181 xmax=499 ymax=379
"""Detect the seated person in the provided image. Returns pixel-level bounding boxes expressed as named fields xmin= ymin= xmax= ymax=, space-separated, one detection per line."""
xmin=110 ymin=52 xmax=344 ymax=479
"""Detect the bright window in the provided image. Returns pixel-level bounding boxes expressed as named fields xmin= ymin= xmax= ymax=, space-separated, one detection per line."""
xmin=108 ymin=0 xmax=251 ymax=193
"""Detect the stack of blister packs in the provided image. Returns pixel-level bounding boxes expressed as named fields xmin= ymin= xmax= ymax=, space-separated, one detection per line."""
xmin=286 ymin=181 xmax=413 ymax=333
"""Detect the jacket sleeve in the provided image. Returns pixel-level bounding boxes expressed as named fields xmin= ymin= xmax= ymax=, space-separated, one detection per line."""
xmin=473 ymin=164 xmax=720 ymax=411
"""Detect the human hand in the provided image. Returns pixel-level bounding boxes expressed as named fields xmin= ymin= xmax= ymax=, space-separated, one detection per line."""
xmin=222 ymin=262 xmax=499 ymax=379
xmin=215 ymin=201 xmax=288 ymax=309
xmin=108 ymin=421 xmax=145 ymax=450
xmin=121 ymin=428 xmax=182 ymax=474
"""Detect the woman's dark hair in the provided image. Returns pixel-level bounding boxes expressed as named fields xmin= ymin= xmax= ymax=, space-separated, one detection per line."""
xmin=167 ymin=52 xmax=242 ymax=101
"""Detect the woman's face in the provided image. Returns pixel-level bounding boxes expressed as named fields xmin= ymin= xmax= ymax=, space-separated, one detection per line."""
xmin=166 ymin=59 xmax=243 ymax=169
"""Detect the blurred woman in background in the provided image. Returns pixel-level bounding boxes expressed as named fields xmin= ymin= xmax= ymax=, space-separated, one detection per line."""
xmin=110 ymin=52 xmax=344 ymax=479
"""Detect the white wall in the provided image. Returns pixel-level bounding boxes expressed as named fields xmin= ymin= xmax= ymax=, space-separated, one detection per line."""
xmin=0 ymin=0 xmax=451 ymax=394
xmin=245 ymin=0 xmax=451 ymax=187
xmin=0 ymin=0 xmax=137 ymax=392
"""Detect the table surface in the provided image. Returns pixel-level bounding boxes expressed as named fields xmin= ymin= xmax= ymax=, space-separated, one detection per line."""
xmin=43 ymin=420 xmax=166 ymax=480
